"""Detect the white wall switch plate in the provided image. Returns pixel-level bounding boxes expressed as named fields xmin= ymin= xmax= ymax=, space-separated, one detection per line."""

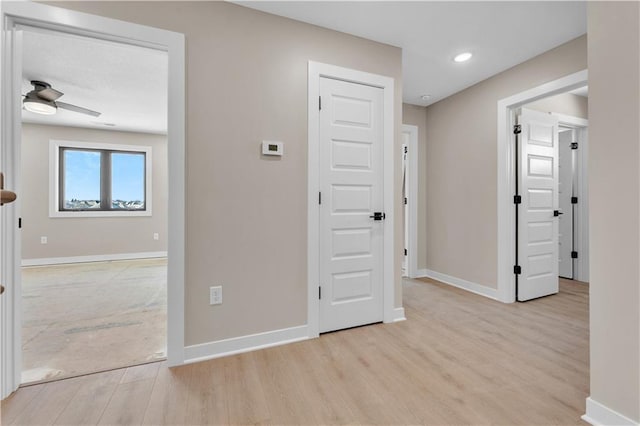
xmin=40 ymin=236 xmax=47 ymax=244
xmin=153 ymin=233 xmax=159 ymax=240
xmin=210 ymin=286 xmax=222 ymax=305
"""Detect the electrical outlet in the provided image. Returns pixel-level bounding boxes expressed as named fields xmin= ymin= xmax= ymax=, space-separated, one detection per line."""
xmin=40 ymin=236 xmax=47 ymax=244
xmin=209 ymin=286 xmax=222 ymax=305
xmin=153 ymin=233 xmax=159 ymax=240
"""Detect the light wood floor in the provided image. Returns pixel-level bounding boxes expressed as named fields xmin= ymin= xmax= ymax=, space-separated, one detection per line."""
xmin=1 ymin=278 xmax=589 ymax=425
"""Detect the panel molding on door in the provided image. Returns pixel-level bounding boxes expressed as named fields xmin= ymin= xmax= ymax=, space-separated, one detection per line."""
xmin=517 ymin=109 xmax=560 ymax=301
xmin=319 ymin=77 xmax=384 ymax=333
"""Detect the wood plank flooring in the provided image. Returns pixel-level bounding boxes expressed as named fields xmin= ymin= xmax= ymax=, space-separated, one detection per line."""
xmin=1 ymin=278 xmax=589 ymax=425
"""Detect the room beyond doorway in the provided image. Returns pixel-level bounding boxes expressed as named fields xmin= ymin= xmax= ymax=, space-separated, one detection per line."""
xmin=21 ymin=258 xmax=167 ymax=384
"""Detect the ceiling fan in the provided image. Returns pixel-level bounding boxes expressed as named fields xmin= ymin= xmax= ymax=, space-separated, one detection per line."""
xmin=23 ymin=80 xmax=101 ymax=117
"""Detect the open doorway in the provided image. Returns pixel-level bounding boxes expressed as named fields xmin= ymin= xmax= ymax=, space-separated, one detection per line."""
xmin=514 ymin=86 xmax=589 ymax=301
xmin=18 ymin=26 xmax=168 ymax=384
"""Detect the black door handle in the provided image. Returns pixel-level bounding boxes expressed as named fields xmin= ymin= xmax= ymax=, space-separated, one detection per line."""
xmin=369 ymin=212 xmax=386 ymax=221
xmin=554 ymin=210 xmax=564 ymax=216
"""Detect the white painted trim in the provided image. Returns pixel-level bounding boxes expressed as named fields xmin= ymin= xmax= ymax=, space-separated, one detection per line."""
xmin=402 ymin=124 xmax=419 ymax=279
xmin=0 ymin=19 xmax=23 ymax=401
xmin=392 ymin=307 xmax=406 ymax=322
xmin=496 ymin=70 xmax=588 ymax=303
xmin=415 ymin=268 xmax=428 ymax=278
xmin=582 ymin=397 xmax=639 ymax=426
xmin=184 ymin=325 xmax=309 ymax=365
xmin=0 ymin=2 xmax=186 ymax=399
xmin=426 ymin=269 xmax=499 ymax=301
xmin=21 ymin=251 xmax=167 ymax=267
xmin=307 ymin=61 xmax=396 ymax=338
xmin=48 ymin=139 xmax=153 ymax=218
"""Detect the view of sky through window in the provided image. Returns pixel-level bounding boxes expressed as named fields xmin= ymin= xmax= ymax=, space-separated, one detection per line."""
xmin=63 ymin=149 xmax=145 ymax=209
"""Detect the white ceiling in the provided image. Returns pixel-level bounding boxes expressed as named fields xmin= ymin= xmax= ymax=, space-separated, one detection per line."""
xmin=21 ymin=27 xmax=168 ymax=134
xmin=235 ymin=1 xmax=587 ymax=106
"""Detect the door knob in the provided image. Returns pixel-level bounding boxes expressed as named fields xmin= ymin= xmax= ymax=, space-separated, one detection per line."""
xmin=369 ymin=212 xmax=386 ymax=221
xmin=553 ymin=210 xmax=564 ymax=217
xmin=0 ymin=172 xmax=17 ymax=206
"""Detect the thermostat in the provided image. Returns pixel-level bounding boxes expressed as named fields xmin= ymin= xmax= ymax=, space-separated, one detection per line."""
xmin=262 ymin=141 xmax=283 ymax=156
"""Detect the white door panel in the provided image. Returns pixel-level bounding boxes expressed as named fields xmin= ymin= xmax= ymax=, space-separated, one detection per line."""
xmin=558 ymin=130 xmax=574 ymax=278
xmin=517 ymin=109 xmax=559 ymax=301
xmin=319 ymin=77 xmax=384 ymax=333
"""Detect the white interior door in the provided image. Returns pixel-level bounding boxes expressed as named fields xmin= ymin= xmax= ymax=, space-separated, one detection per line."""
xmin=558 ymin=129 xmax=574 ymax=279
xmin=401 ymin=141 xmax=408 ymax=277
xmin=319 ymin=77 xmax=384 ymax=333
xmin=517 ymin=109 xmax=559 ymax=301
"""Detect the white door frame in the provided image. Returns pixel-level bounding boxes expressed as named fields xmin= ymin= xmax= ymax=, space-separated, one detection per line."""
xmin=496 ymin=69 xmax=587 ymax=303
xmin=554 ymin=113 xmax=589 ymax=283
xmin=402 ymin=124 xmax=419 ymax=278
xmin=0 ymin=2 xmax=186 ymax=399
xmin=307 ymin=61 xmax=395 ymax=338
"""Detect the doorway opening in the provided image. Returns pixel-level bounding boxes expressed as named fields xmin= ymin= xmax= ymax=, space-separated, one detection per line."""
xmin=18 ymin=26 xmax=169 ymax=384
xmin=401 ymin=124 xmax=418 ymax=279
xmin=497 ymin=70 xmax=588 ymax=303
xmin=508 ymin=85 xmax=589 ymax=301
xmin=1 ymin=1 xmax=186 ymax=399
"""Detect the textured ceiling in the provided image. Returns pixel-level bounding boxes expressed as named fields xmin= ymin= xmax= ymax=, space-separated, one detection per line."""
xmin=21 ymin=27 xmax=168 ymax=134
xmin=235 ymin=1 xmax=587 ymax=106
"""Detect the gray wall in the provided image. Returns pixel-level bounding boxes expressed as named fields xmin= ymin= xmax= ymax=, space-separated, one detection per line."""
xmin=46 ymin=1 xmax=404 ymax=346
xmin=527 ymin=92 xmax=588 ymax=119
xmin=424 ymin=35 xmax=587 ymax=288
xmin=588 ymin=1 xmax=639 ymax=422
xmin=402 ymin=104 xmax=428 ymax=271
xmin=21 ymin=123 xmax=168 ymax=260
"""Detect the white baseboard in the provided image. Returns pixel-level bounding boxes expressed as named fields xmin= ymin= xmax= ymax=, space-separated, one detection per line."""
xmin=582 ymin=397 xmax=639 ymax=426
xmin=425 ymin=269 xmax=499 ymax=301
xmin=22 ymin=251 xmax=168 ymax=267
xmin=184 ymin=325 xmax=309 ymax=365
xmin=414 ymin=269 xmax=428 ymax=278
xmin=393 ymin=307 xmax=406 ymax=322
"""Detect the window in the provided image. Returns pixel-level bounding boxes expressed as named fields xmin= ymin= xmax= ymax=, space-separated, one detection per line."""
xmin=50 ymin=140 xmax=152 ymax=217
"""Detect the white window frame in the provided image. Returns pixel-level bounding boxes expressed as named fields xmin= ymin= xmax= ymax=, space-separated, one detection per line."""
xmin=49 ymin=139 xmax=153 ymax=218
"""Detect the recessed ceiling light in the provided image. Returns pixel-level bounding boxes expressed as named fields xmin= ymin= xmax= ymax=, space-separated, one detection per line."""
xmin=454 ymin=52 xmax=473 ymax=63
xmin=421 ymin=94 xmax=431 ymax=101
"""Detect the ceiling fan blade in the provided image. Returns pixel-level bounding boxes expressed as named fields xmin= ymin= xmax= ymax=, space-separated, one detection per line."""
xmin=37 ymin=87 xmax=64 ymax=102
xmin=56 ymin=101 xmax=101 ymax=117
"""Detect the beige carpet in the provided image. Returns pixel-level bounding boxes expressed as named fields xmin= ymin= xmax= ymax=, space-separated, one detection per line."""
xmin=21 ymin=258 xmax=167 ymax=384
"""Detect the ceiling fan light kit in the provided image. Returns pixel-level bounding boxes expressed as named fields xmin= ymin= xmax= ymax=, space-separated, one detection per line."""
xmin=23 ymin=96 xmax=56 ymax=115
xmin=22 ymin=80 xmax=101 ymax=117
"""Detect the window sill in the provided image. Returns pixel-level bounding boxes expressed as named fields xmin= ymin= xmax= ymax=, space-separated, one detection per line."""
xmin=49 ymin=210 xmax=152 ymax=218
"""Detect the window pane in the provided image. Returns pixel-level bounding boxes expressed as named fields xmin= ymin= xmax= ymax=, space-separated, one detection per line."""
xmin=111 ymin=152 xmax=145 ymax=210
xmin=63 ymin=150 xmax=101 ymax=209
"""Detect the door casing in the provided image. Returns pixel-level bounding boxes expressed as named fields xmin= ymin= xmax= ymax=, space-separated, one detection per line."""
xmin=307 ymin=61 xmax=398 ymax=338
xmin=0 ymin=2 xmax=186 ymax=399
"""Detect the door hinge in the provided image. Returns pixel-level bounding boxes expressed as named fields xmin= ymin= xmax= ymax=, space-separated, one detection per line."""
xmin=319 ymin=286 xmax=322 ymax=300
xmin=319 ymin=96 xmax=322 ymax=111
xmin=404 ymin=248 xmax=407 ymax=256
xmin=319 ymin=192 xmax=321 ymax=205
xmin=404 ymin=197 xmax=407 ymax=205
xmin=18 ymin=217 xmax=22 ymax=229
xmin=571 ymin=196 xmax=578 ymax=204
xmin=404 ymin=146 xmax=408 ymax=154
xmin=514 ymin=265 xmax=522 ymax=275
xmin=513 ymin=124 xmax=522 ymax=135
xmin=571 ymin=142 xmax=578 ymax=150
xmin=571 ymin=251 xmax=578 ymax=259
xmin=514 ymin=195 xmax=522 ymax=204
